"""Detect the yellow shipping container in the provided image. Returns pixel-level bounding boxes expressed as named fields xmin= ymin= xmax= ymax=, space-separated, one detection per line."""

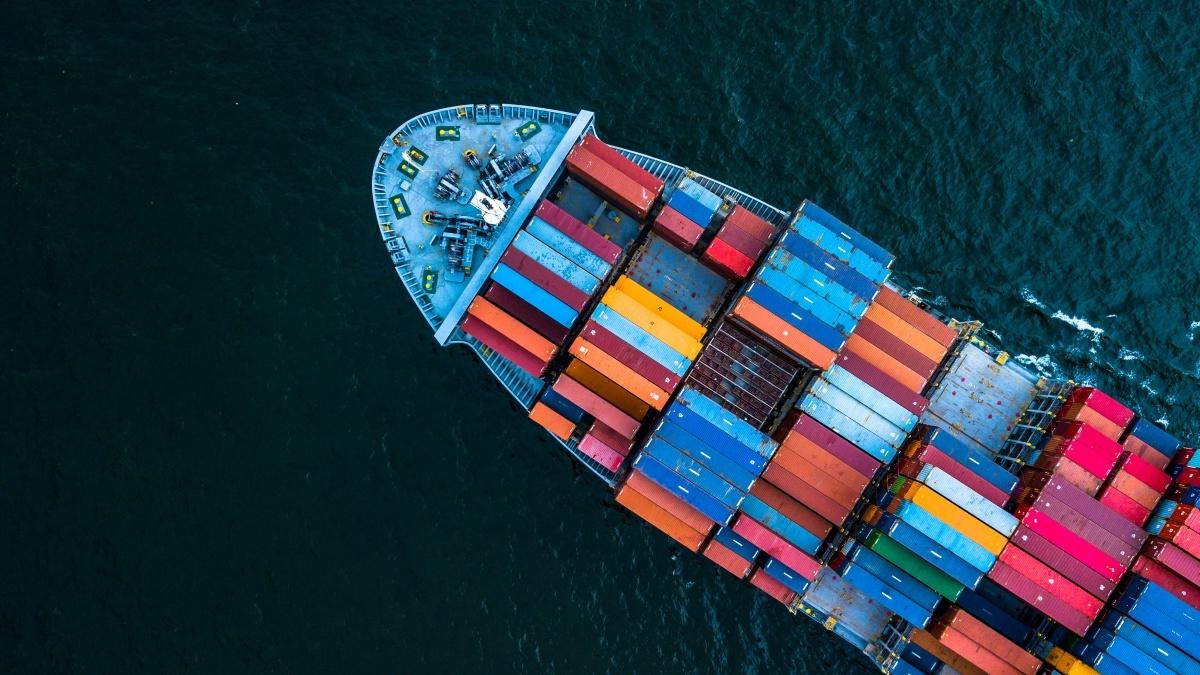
xmin=901 ymin=482 xmax=1007 ymax=554
xmin=613 ymin=276 xmax=706 ymax=341
xmin=601 ymin=287 xmax=702 ymax=359
xmin=1045 ymin=647 xmax=1098 ymax=675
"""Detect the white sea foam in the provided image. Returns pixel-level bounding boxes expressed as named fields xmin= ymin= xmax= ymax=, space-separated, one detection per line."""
xmin=1139 ymin=378 xmax=1159 ymax=396
xmin=1118 ymin=348 xmax=1142 ymax=362
xmin=1156 ymin=417 xmax=1170 ymax=428
xmin=1051 ymin=311 xmax=1105 ymax=337
xmin=1013 ymin=353 xmax=1061 ymax=377
xmin=1190 ymin=320 xmax=1200 ymax=341
xmin=1019 ymin=288 xmax=1046 ymax=309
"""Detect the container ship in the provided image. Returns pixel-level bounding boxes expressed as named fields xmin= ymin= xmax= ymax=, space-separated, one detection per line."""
xmin=371 ymin=105 xmax=1199 ymax=675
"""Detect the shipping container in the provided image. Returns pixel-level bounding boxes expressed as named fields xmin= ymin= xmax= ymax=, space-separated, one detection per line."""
xmin=852 ymin=317 xmax=940 ymax=379
xmin=909 ymin=629 xmax=988 ymax=675
xmin=835 ymin=351 xmax=929 ymax=416
xmin=1127 ymin=418 xmax=1182 ymax=457
xmin=703 ymin=237 xmax=755 ymax=280
xmin=774 ymin=435 xmax=869 ymax=496
xmin=1113 ymin=577 xmax=1200 ymax=648
xmin=1008 ymin=524 xmax=1115 ymax=599
xmin=642 ymin=439 xmax=746 ymax=509
xmin=714 ymin=219 xmax=767 ymax=259
xmin=676 ymin=388 xmax=779 ymax=460
xmin=863 ymin=302 xmax=948 ymax=364
xmin=578 ymin=320 xmax=680 ymax=392
xmin=565 ymin=146 xmax=656 ymax=220
xmin=510 ymin=230 xmax=599 ymax=300
xmin=798 ymin=200 xmax=895 ymax=270
xmin=577 ymin=433 xmax=624 ymax=472
xmin=1080 ymin=630 xmax=1168 ymax=675
xmin=731 ymin=514 xmax=822 ymax=580
xmin=1125 ymin=435 xmax=1172 ymax=470
xmin=703 ymin=538 xmax=753 ymax=578
xmin=484 ymin=282 xmax=570 ymax=343
xmin=1144 ymin=537 xmax=1200 ymax=583
xmin=775 ymin=232 xmax=880 ymax=301
xmin=665 ymin=403 xmax=771 ymax=476
xmin=763 ymin=463 xmax=853 ymax=525
xmin=954 ymin=586 xmax=1031 ymax=646
xmin=910 ymin=443 xmax=1009 ymax=507
xmin=563 ymin=358 xmax=652 ymax=420
xmin=809 ymin=378 xmax=907 ymax=446
xmin=748 ymin=567 xmax=797 ymax=605
xmin=738 ymin=495 xmax=823 ymax=555
xmin=632 ymin=454 xmax=736 ymax=526
xmin=538 ymin=387 xmax=587 ymax=425
xmin=652 ymin=205 xmax=704 ymax=250
xmin=761 ymin=557 xmax=813 ymax=595
xmin=654 ymin=420 xmax=758 ymax=491
xmin=569 ymin=338 xmax=669 ymax=410
xmin=987 ymin=560 xmax=1093 ymax=636
xmin=899 ymin=637 xmax=944 ymax=675
xmin=613 ymin=276 xmax=706 ymax=340
xmin=1160 ymin=521 xmax=1200 ymax=560
xmin=615 ymin=480 xmax=710 ymax=552
xmin=873 ymin=287 xmax=957 ymax=348
xmin=840 ymin=562 xmax=933 ymax=628
xmin=800 ymin=396 xmax=898 ymax=464
xmin=847 ymin=542 xmax=943 ymax=610
xmin=578 ymin=134 xmax=665 ymax=195
xmin=552 ymin=371 xmax=640 ymax=437
xmin=998 ymin=545 xmax=1102 ymax=618
xmin=820 ymin=367 xmax=919 ymax=432
xmin=459 ymin=314 xmax=545 ymax=377
xmin=1057 ymin=404 xmax=1127 ymax=442
xmin=1118 ymin=451 xmax=1172 ymax=493
xmin=1033 ymin=475 xmax=1147 ymax=545
xmin=843 ymin=333 xmax=928 ymax=392
xmin=878 ymin=513 xmax=984 ymax=588
xmin=528 ymin=401 xmax=576 ymax=441
xmin=1106 ymin=471 xmax=1160 ymax=510
xmin=936 ymin=606 xmax=1040 ymax=674
xmin=534 ymin=199 xmax=623 ymax=264
xmin=745 ymin=282 xmax=846 ymax=352
xmin=918 ymin=465 xmax=1018 ymax=536
xmin=602 ymin=287 xmax=703 ymax=359
xmin=588 ymin=419 xmax=632 ymax=456
xmin=714 ymin=525 xmax=760 ymax=562
xmin=1032 ymin=454 xmax=1103 ymax=496
xmin=757 ymin=266 xmax=860 ymax=335
xmin=590 ymin=304 xmax=691 ymax=375
xmin=490 ymin=264 xmax=579 ymax=326
xmin=1129 ymin=555 xmax=1200 ymax=611
xmin=625 ymin=470 xmax=714 ymax=534
xmin=1100 ymin=611 xmax=1200 ymax=675
xmin=750 ymin=479 xmax=834 ymax=540
xmin=764 ymin=247 xmax=872 ymax=318
xmin=924 ymin=625 xmax=1021 ymax=675
xmin=725 ymin=204 xmax=775 ymax=242
xmin=792 ymin=213 xmax=891 ymax=284
xmin=863 ymin=531 xmax=964 ymax=602
xmin=467 ymin=295 xmax=559 ymax=361
xmin=789 ymin=413 xmax=883 ymax=478
xmin=1019 ymin=509 xmax=1123 ymax=581
xmin=667 ymin=189 xmax=716 ymax=228
xmin=900 ymin=482 xmax=1007 ymax=554
xmin=677 ymin=176 xmax=723 ymax=211
xmin=526 ymin=216 xmax=613 ymax=280
xmin=891 ymin=499 xmax=997 ymax=573
xmin=919 ymin=426 xmax=1020 ymax=495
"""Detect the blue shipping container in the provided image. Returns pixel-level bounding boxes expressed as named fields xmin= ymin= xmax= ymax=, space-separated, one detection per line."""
xmin=591 ymin=304 xmax=690 ymax=375
xmin=878 ymin=513 xmax=983 ymax=589
xmin=899 ymin=639 xmax=942 ymax=675
xmin=1101 ymin=612 xmax=1200 ymax=675
xmin=492 ymin=264 xmax=578 ymax=326
xmin=1075 ymin=641 xmax=1140 ymax=675
xmin=714 ymin=526 xmax=760 ymax=563
xmin=887 ymin=659 xmax=925 ymax=675
xmin=539 ymin=387 xmax=587 ymax=424
xmin=764 ymin=247 xmax=873 ymax=317
xmin=513 ymin=229 xmax=600 ymax=293
xmin=745 ymin=283 xmax=846 ymax=352
xmin=846 ymin=543 xmax=941 ymax=611
xmin=800 ymin=396 xmax=898 ymax=463
xmin=807 ymin=380 xmax=906 ymax=447
xmin=953 ymin=586 xmax=1030 ymax=645
xmin=1128 ymin=417 xmax=1182 ymax=456
xmin=524 ymin=218 xmax=611 ymax=280
xmin=642 ymin=439 xmax=746 ymax=510
xmin=654 ymin=420 xmax=758 ymax=491
xmin=665 ymin=404 xmax=768 ymax=476
xmin=922 ymin=427 xmax=1018 ymax=496
xmin=840 ymin=563 xmax=932 ymax=629
xmin=1114 ymin=577 xmax=1200 ymax=649
xmin=1085 ymin=630 xmax=1170 ymax=675
xmin=678 ymin=177 xmax=723 ymax=211
xmin=892 ymin=500 xmax=996 ymax=572
xmin=793 ymin=215 xmax=890 ymax=285
xmin=631 ymin=455 xmax=735 ymax=526
xmin=762 ymin=558 xmax=811 ymax=595
xmin=756 ymin=266 xmax=859 ymax=335
xmin=739 ymin=495 xmax=822 ymax=555
xmin=676 ymin=388 xmax=779 ymax=460
xmin=800 ymin=201 xmax=895 ymax=269
xmin=668 ymin=189 xmax=716 ymax=228
xmin=820 ymin=366 xmax=918 ymax=432
xmin=774 ymin=233 xmax=879 ymax=301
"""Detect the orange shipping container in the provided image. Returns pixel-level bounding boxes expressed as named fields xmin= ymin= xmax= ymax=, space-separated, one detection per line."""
xmin=749 ymin=479 xmax=834 ymax=540
xmin=1058 ymin=404 xmax=1125 ymax=441
xmin=552 ymin=375 xmax=641 ymax=440
xmin=864 ymin=302 xmax=948 ymax=363
xmin=703 ymin=539 xmax=752 ymax=578
xmin=779 ymin=432 xmax=871 ymax=493
xmin=625 ymin=470 xmax=714 ymax=533
xmin=769 ymin=443 xmax=863 ymax=506
xmin=615 ymin=482 xmax=708 ymax=552
xmin=564 ymin=359 xmax=651 ymax=420
xmin=873 ymin=287 xmax=958 ymax=348
xmin=930 ymin=625 xmax=1024 ymax=675
xmin=762 ymin=463 xmax=852 ymax=525
xmin=602 ymin=287 xmax=703 ymax=359
xmin=844 ymin=333 xmax=928 ymax=392
xmin=528 ymin=402 xmax=575 ymax=441
xmin=909 ymin=629 xmax=987 ymax=675
xmin=730 ymin=297 xmax=836 ymax=370
xmin=899 ymin=482 xmax=1007 ymax=553
xmin=467 ymin=296 xmax=557 ymax=362
xmin=939 ymin=606 xmax=1041 ymax=673
xmin=613 ymin=276 xmax=706 ymax=341
xmin=1106 ymin=471 xmax=1159 ymax=510
xmin=569 ymin=338 xmax=669 ymax=410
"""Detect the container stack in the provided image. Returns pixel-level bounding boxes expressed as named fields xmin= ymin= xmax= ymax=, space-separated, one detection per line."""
xmin=925 ymin=606 xmax=1042 ymax=675
xmin=686 ymin=321 xmax=802 ymax=429
xmin=847 ymin=287 xmax=957 ymax=396
xmin=701 ymin=204 xmax=774 ymax=280
xmin=769 ymin=413 xmax=882 ymax=530
xmin=1097 ymin=450 xmax=1170 ymax=527
xmin=1122 ymin=417 xmax=1183 ymax=471
xmin=731 ymin=202 xmax=899 ymax=371
xmin=564 ymin=133 xmax=664 ymax=221
xmin=461 ymin=295 xmax=559 ymax=376
xmin=830 ymin=536 xmax=948 ymax=629
xmin=527 ymin=387 xmax=586 ymax=442
xmin=666 ymin=176 xmax=722 ymax=234
xmin=614 ymin=467 xmax=715 ymax=553
xmin=1071 ymin=575 xmax=1200 ymax=673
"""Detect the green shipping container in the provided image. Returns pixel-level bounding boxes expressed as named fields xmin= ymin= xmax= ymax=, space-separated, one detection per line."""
xmin=866 ymin=530 xmax=964 ymax=602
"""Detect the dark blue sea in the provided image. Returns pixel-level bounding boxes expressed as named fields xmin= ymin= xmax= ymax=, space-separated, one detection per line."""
xmin=4 ymin=1 xmax=1198 ymax=672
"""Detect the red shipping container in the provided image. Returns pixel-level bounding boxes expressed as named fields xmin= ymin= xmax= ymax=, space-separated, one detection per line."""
xmin=565 ymin=146 xmax=655 ymax=220
xmin=851 ymin=318 xmax=939 ymax=379
xmin=929 ymin=624 xmax=1024 ymax=675
xmin=653 ymin=206 xmax=704 ymax=251
xmin=789 ymin=413 xmax=881 ymax=478
xmin=834 ymin=350 xmax=929 ymax=416
xmin=998 ymin=545 xmax=1102 ymax=618
xmin=1008 ymin=524 xmax=1116 ymax=599
xmin=772 ymin=440 xmax=867 ymax=501
xmin=460 ymin=315 xmax=545 ymax=376
xmin=1169 ymin=504 xmax=1200 ymax=531
xmin=1098 ymin=485 xmax=1151 ymax=527
xmin=1022 ymin=494 xmax=1136 ymax=564
xmin=579 ymin=133 xmax=665 ymax=195
xmin=1056 ymin=404 xmax=1125 ymax=442
xmin=748 ymin=567 xmax=796 ymax=605
xmin=987 ymin=561 xmax=1093 ymax=636
xmin=872 ymin=287 xmax=958 ymax=349
xmin=1131 ymin=555 xmax=1200 ymax=610
xmin=1160 ymin=522 xmax=1200 ymax=561
xmin=1106 ymin=471 xmax=1160 ymax=510
xmin=912 ymin=444 xmax=1009 ymax=506
xmin=1123 ymin=435 xmax=1171 ymax=470
xmin=1064 ymin=386 xmax=1135 ymax=428
xmin=587 ymin=419 xmax=632 ymax=456
xmin=500 ymin=247 xmax=591 ymax=311
xmin=1117 ymin=451 xmax=1172 ymax=492
xmin=715 ymin=220 xmax=767 ymax=259
xmin=1176 ymin=467 xmax=1200 ymax=488
xmin=703 ymin=539 xmax=753 ymax=579
xmin=534 ymin=199 xmax=622 ymax=265
xmin=624 ymin=470 xmax=714 ymax=535
xmin=723 ymin=204 xmax=775 ymax=243
xmin=578 ymin=320 xmax=680 ymax=392
xmin=552 ymin=375 xmax=640 ymax=439
xmin=703 ymin=238 xmax=755 ymax=280
xmin=730 ymin=514 xmax=821 ymax=580
xmin=1037 ymin=474 xmax=1146 ymax=544
xmin=1144 ymin=537 xmax=1200 ymax=583
xmin=938 ymin=606 xmax=1041 ymax=673
xmin=762 ymin=464 xmax=853 ymax=526
xmin=749 ymin=480 xmax=834 ymax=540
xmin=1176 ymin=447 xmax=1196 ymax=465
xmin=577 ymin=433 xmax=624 ymax=472
xmin=484 ymin=282 xmax=569 ymax=343
xmin=1020 ymin=508 xmax=1123 ymax=581
xmin=1031 ymin=454 xmax=1101 ymax=495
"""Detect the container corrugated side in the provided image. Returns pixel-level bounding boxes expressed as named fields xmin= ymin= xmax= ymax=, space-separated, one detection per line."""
xmin=817 ymin=367 xmax=918 ymax=432
xmin=851 ymin=318 xmax=939 ymax=379
xmin=873 ymin=286 xmax=957 ymax=348
xmin=745 ymin=282 xmax=846 ymax=352
xmin=579 ymin=319 xmax=680 ymax=392
xmin=665 ymin=403 xmax=770 ymax=476
xmin=702 ymin=237 xmax=755 ymax=280
xmin=954 ymin=586 xmax=1031 ymax=646
xmin=1114 ymin=577 xmax=1200 ymax=649
xmin=1101 ymin=612 xmax=1200 ymax=675
xmin=676 ymin=388 xmax=779 ymax=460
xmin=553 ymin=375 xmax=641 ymax=439
xmin=773 ymin=436 xmax=869 ymax=498
xmin=731 ymin=296 xmax=837 ymax=370
xmin=761 ymin=557 xmax=812 ymax=595
xmin=642 ymin=438 xmax=746 ymax=509
xmin=484 ymin=282 xmax=569 ymax=343
xmin=848 ymin=540 xmax=944 ymax=609
xmin=918 ymin=465 xmax=1018 ymax=536
xmin=997 ymin=544 xmax=1102 ymax=618
xmin=654 ymin=420 xmax=757 ymax=492
xmin=1144 ymin=537 xmax=1200 ymax=582
xmin=525 ymin=216 xmax=612 ymax=280
xmin=739 ymin=495 xmax=823 ymax=555
xmin=863 ymin=302 xmax=948 ymax=363
xmin=632 ymin=454 xmax=736 ymax=526
xmin=762 ymin=463 xmax=853 ymax=525
xmin=590 ymin=304 xmax=691 ymax=376
xmin=563 ymin=359 xmax=651 ymax=420
xmin=1058 ymin=404 xmax=1127 ymax=442
xmin=898 ymin=482 xmax=1007 ymax=554
xmin=923 ymin=427 xmax=1019 ymax=495
xmin=615 ymin=480 xmax=710 ymax=552
xmin=1007 ymin=524 xmax=1115 ymax=599
xmin=1019 ymin=508 xmax=1123 ymax=582
xmin=491 ymin=264 xmax=579 ymax=326
xmin=466 ymin=296 xmax=558 ymax=361
xmin=1127 ymin=417 xmax=1183 ymax=457
xmin=764 ymin=247 xmax=872 ymax=317
xmin=787 ymin=413 xmax=882 ymax=477
xmin=936 ymin=606 xmax=1040 ymax=674
xmin=731 ymin=514 xmax=821 ymax=580
xmin=798 ymin=200 xmax=895 ymax=269
xmin=613 ymin=275 xmax=706 ymax=340
xmin=534 ymin=198 xmax=623 ymax=264
xmin=565 ymin=145 xmax=655 ymax=220
xmin=702 ymin=539 xmax=753 ymax=578
xmin=1035 ymin=475 xmax=1147 ymax=545
xmin=889 ymin=499 xmax=997 ymax=572
xmin=792 ymin=214 xmax=891 ymax=284
xmin=601 ymin=287 xmax=703 ymax=359
xmin=910 ymin=443 xmax=1010 ymax=507
xmin=800 ymin=395 xmax=898 ymax=463
xmin=1119 ymin=451 xmax=1172 ymax=493
xmin=528 ymin=402 xmax=575 ymax=441
xmin=864 ymin=530 xmax=964 ymax=602
xmin=748 ymin=567 xmax=797 ymax=605
xmin=775 ymin=231 xmax=879 ymax=301
xmin=843 ymin=333 xmax=928 ymax=393
xmin=652 ymin=205 xmax=704 ymax=251
xmin=568 ymin=337 xmax=668 ymax=411
xmin=667 ymin=189 xmax=716 ymax=228
xmin=537 ymin=386 xmax=587 ymax=425
xmin=459 ymin=315 xmax=545 ymax=377
xmin=878 ymin=513 xmax=983 ymax=588
xmin=909 ymin=629 xmax=988 ymax=675
xmin=577 ymin=433 xmax=624 ymax=472
xmin=1099 ymin=483 xmax=1153 ymax=526
xmin=578 ymin=133 xmax=665 ymax=194
xmin=756 ymin=265 xmax=859 ymax=335
xmin=713 ymin=221 xmax=766 ymax=259
xmin=834 ymin=351 xmax=929 ymax=416
xmin=840 ymin=562 xmax=933 ymax=628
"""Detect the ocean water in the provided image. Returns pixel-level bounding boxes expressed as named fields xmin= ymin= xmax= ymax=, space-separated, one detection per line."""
xmin=4 ymin=1 xmax=1198 ymax=672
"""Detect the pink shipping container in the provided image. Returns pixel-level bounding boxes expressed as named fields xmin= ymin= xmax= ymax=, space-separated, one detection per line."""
xmin=1063 ymin=386 xmax=1135 ymax=428
xmin=577 ymin=433 xmax=625 ymax=472
xmin=702 ymin=238 xmax=755 ymax=280
xmin=1106 ymin=470 xmax=1160 ymax=510
xmin=1020 ymin=508 xmax=1123 ymax=581
xmin=748 ymin=567 xmax=796 ymax=605
xmin=551 ymin=375 xmax=640 ymax=439
xmin=1160 ymin=522 xmax=1200 ymax=561
xmin=1144 ymin=537 xmax=1200 ymax=583
xmin=730 ymin=514 xmax=821 ymax=580
xmin=1131 ymin=555 xmax=1200 ymax=610
xmin=1030 ymin=454 xmax=1101 ymax=496
xmin=587 ymin=419 xmax=633 ymax=456
xmin=987 ymin=561 xmax=1093 ymax=636
xmin=1023 ymin=494 xmax=1137 ymax=564
xmin=1098 ymin=485 xmax=1151 ymax=527
xmin=912 ymin=444 xmax=1009 ymax=506
xmin=1123 ymin=435 xmax=1171 ymax=470
xmin=1169 ymin=504 xmax=1200 ymax=531
xmin=652 ymin=206 xmax=704 ymax=251
xmin=788 ymin=413 xmax=881 ymax=478
xmin=1116 ymin=450 xmax=1171 ymax=492
xmin=998 ymin=545 xmax=1102 ymax=618
xmin=1035 ymin=474 xmax=1146 ymax=545
xmin=1009 ymin=524 xmax=1116 ymax=599
xmin=1176 ymin=467 xmax=1200 ymax=487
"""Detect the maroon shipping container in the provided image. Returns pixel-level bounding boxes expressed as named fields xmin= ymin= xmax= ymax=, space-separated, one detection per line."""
xmin=987 ymin=561 xmax=1093 ymax=636
xmin=703 ymin=238 xmax=755 ymax=280
xmin=762 ymin=464 xmax=853 ymax=526
xmin=653 ymin=206 xmax=704 ymax=251
xmin=578 ymin=319 xmax=680 ymax=392
xmin=850 ymin=318 xmax=938 ymax=379
xmin=1064 ymin=386 xmax=1135 ymax=427
xmin=834 ymin=350 xmax=929 ymax=416
xmin=1008 ymin=524 xmax=1116 ymax=600
xmin=1176 ymin=447 xmax=1196 ymax=465
xmin=1024 ymin=492 xmax=1137 ymax=564
xmin=579 ymin=133 xmax=665 ymax=195
xmin=1131 ymin=555 xmax=1200 ymax=610
xmin=484 ymin=282 xmax=569 ymax=344
xmin=1160 ymin=522 xmax=1200 ymax=561
xmin=565 ymin=146 xmax=655 ymax=220
xmin=912 ymin=444 xmax=1009 ymax=506
xmin=1170 ymin=504 xmax=1200 ymax=531
xmin=1037 ymin=475 xmax=1147 ymax=546
xmin=535 ymin=199 xmax=622 ymax=264
xmin=500 ymin=247 xmax=591 ymax=311
xmin=723 ymin=205 xmax=775 ymax=243
xmin=588 ymin=419 xmax=632 ymax=456
xmin=715 ymin=220 xmax=768 ymax=258
xmin=789 ymin=413 xmax=882 ymax=477
xmin=1177 ymin=467 xmax=1200 ymax=488
xmin=1144 ymin=538 xmax=1200 ymax=583
xmin=460 ymin=315 xmax=545 ymax=377
xmin=749 ymin=480 xmax=834 ymax=540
